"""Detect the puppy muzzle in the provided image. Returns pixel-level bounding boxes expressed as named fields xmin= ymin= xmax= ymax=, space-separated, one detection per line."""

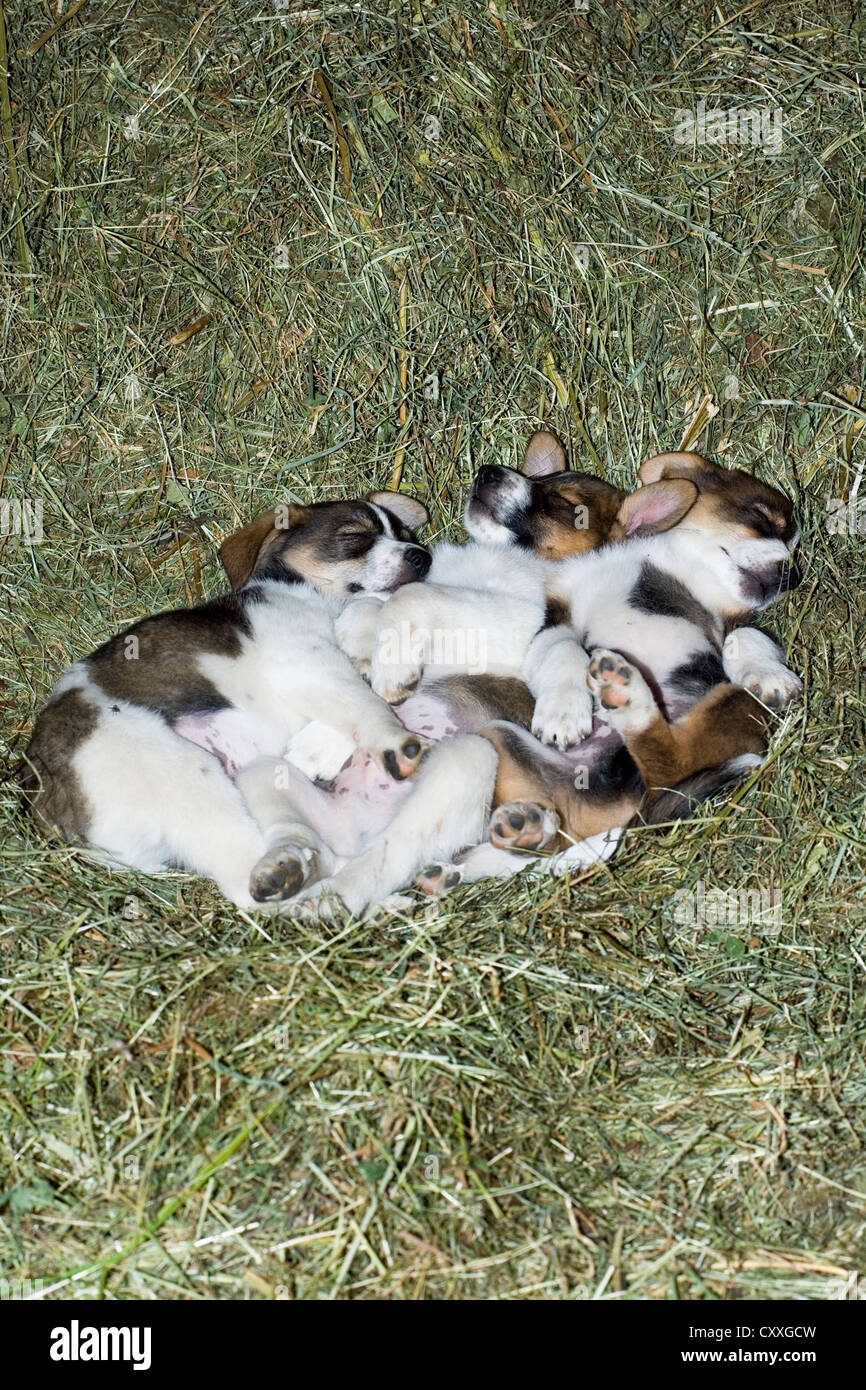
xmin=405 ymin=544 xmax=431 ymax=577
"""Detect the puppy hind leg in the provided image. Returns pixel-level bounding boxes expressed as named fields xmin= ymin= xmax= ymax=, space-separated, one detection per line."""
xmin=75 ymin=711 xmax=270 ymax=908
xmin=236 ymin=757 xmax=341 ymax=903
xmin=588 ymin=650 xmax=769 ymax=791
xmin=479 ymin=719 xmax=642 ymax=846
xmin=417 ymin=843 xmax=535 ymax=896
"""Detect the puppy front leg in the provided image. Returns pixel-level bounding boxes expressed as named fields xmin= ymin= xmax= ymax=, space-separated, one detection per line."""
xmin=292 ymin=646 xmax=430 ymax=780
xmin=335 ymin=596 xmax=384 ymax=680
xmin=370 ymin=585 xmax=535 ymax=702
xmin=369 ymin=582 xmax=435 ymax=704
xmin=523 ymin=623 xmax=593 ymax=748
xmin=722 ymin=627 xmax=802 ymax=709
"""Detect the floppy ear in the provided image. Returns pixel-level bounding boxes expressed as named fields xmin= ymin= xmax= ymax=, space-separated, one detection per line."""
xmin=368 ymin=491 xmax=430 ymax=531
xmin=639 ymin=451 xmax=711 ymax=484
xmin=612 ymin=479 xmax=698 ymax=538
xmin=219 ymin=503 xmax=307 ymax=588
xmin=522 ymin=430 xmax=567 ymax=477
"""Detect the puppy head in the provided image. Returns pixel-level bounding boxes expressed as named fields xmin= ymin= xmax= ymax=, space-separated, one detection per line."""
xmin=639 ymin=451 xmax=799 ymax=547
xmin=465 ymin=430 xmax=626 ymax=559
xmin=465 ymin=431 xmax=701 ymax=558
xmin=639 ymin=452 xmax=801 ymax=613
xmin=219 ymin=492 xmax=431 ymax=598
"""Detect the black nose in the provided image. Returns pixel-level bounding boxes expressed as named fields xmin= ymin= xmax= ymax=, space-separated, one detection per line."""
xmin=778 ymin=561 xmax=802 ymax=592
xmin=406 ymin=545 xmax=431 ymax=576
xmin=474 ymin=466 xmax=502 ymax=489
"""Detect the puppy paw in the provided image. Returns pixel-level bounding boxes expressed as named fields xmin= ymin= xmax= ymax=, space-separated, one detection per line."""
xmin=740 ymin=664 xmax=803 ymax=710
xmin=334 ymin=598 xmax=382 ymax=680
xmin=250 ymin=841 xmax=320 ymax=903
xmin=380 ymin=733 xmax=430 ymax=781
xmin=532 ymin=687 xmax=594 ymax=748
xmin=587 ymin=649 xmax=657 ymax=734
xmin=488 ymin=801 xmax=559 ymax=852
xmin=371 ymin=656 xmax=424 ymax=706
xmin=416 ymin=862 xmax=464 ymax=896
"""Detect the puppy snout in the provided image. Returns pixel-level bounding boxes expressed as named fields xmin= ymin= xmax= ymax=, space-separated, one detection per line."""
xmin=474 ymin=465 xmax=503 ymax=490
xmin=778 ymin=559 xmax=802 ymax=592
xmin=405 ymin=545 xmax=431 ymax=576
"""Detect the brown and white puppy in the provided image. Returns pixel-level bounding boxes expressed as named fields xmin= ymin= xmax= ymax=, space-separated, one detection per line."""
xmin=19 ymin=492 xmax=433 ymax=907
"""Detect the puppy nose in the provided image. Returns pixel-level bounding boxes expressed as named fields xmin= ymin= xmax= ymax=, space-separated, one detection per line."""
xmin=406 ymin=545 xmax=431 ymax=576
xmin=779 ymin=560 xmax=802 ymax=592
xmin=475 ymin=466 xmax=500 ymax=488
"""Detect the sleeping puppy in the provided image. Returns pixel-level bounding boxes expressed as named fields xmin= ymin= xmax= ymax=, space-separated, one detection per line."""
xmin=233 ymin=433 xmax=633 ymax=900
xmin=423 ymin=449 xmax=804 ymax=891
xmin=239 ymin=443 xmax=801 ymax=912
xmin=341 ymin=431 xmax=723 ymax=750
xmin=19 ymin=492 xmax=432 ymax=907
xmin=355 ymin=440 xmax=799 ymax=750
xmin=337 ymin=431 xmax=623 ymax=741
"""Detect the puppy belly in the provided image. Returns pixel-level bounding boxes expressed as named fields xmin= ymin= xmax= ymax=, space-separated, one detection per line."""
xmin=172 ymin=709 xmax=282 ymax=779
xmin=395 ymin=692 xmax=461 ymax=740
xmin=329 ymin=750 xmax=414 ymax=846
xmin=561 ymin=719 xmax=624 ymax=769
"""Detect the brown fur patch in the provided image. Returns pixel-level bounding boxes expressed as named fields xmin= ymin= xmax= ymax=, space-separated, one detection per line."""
xmin=621 ymin=684 xmax=769 ymax=794
xmin=638 ymin=452 xmax=798 ymax=547
xmin=87 ymin=592 xmax=252 ymax=718
xmin=478 ymin=721 xmax=641 ymax=851
xmin=530 ymin=475 xmax=626 ymax=559
xmin=426 ymin=675 xmax=536 ymax=729
xmin=19 ymin=687 xmax=100 ymax=838
xmin=219 ymin=504 xmax=308 ymax=587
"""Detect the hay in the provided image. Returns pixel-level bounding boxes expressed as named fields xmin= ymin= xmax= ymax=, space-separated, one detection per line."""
xmin=1 ymin=0 xmax=864 ymax=1300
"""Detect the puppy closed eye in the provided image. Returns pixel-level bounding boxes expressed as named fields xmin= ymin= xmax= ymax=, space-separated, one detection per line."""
xmin=748 ymin=503 xmax=785 ymax=534
xmin=336 ymin=531 xmax=377 ymax=557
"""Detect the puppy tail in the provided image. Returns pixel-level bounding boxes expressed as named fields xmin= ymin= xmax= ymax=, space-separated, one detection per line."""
xmin=634 ymin=753 xmax=764 ymax=827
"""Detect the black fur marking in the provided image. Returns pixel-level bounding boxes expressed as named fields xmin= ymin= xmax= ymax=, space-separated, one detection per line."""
xmin=583 ymin=742 xmax=645 ymax=802
xmin=86 ymin=590 xmax=258 ymax=719
xmin=247 ymin=562 xmax=305 ymax=589
xmin=425 ymin=676 xmax=536 ymax=730
xmin=375 ymin=507 xmax=415 ymax=543
xmin=542 ymin=597 xmax=571 ymax=630
xmin=383 ymin=749 xmax=403 ymax=780
xmin=629 ymin=562 xmax=718 ymax=641
xmin=667 ymin=650 xmax=726 ymax=700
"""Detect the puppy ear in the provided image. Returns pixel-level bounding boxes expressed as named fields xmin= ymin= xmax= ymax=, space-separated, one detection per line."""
xmin=219 ymin=503 xmax=307 ymax=588
xmin=368 ymin=492 xmax=430 ymax=530
xmin=638 ymin=451 xmax=711 ymax=484
xmin=522 ymin=430 xmax=567 ymax=477
xmin=612 ymin=479 xmax=698 ymax=538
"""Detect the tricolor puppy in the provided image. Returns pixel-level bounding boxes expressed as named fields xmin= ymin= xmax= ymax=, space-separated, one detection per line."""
xmin=423 ymin=449 xmax=804 ymax=890
xmin=345 ymin=430 xmax=694 ymax=747
xmin=19 ymin=492 xmax=432 ymax=907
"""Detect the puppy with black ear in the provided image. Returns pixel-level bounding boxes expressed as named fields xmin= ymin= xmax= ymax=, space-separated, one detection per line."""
xmin=20 ymin=491 xmax=432 ymax=907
